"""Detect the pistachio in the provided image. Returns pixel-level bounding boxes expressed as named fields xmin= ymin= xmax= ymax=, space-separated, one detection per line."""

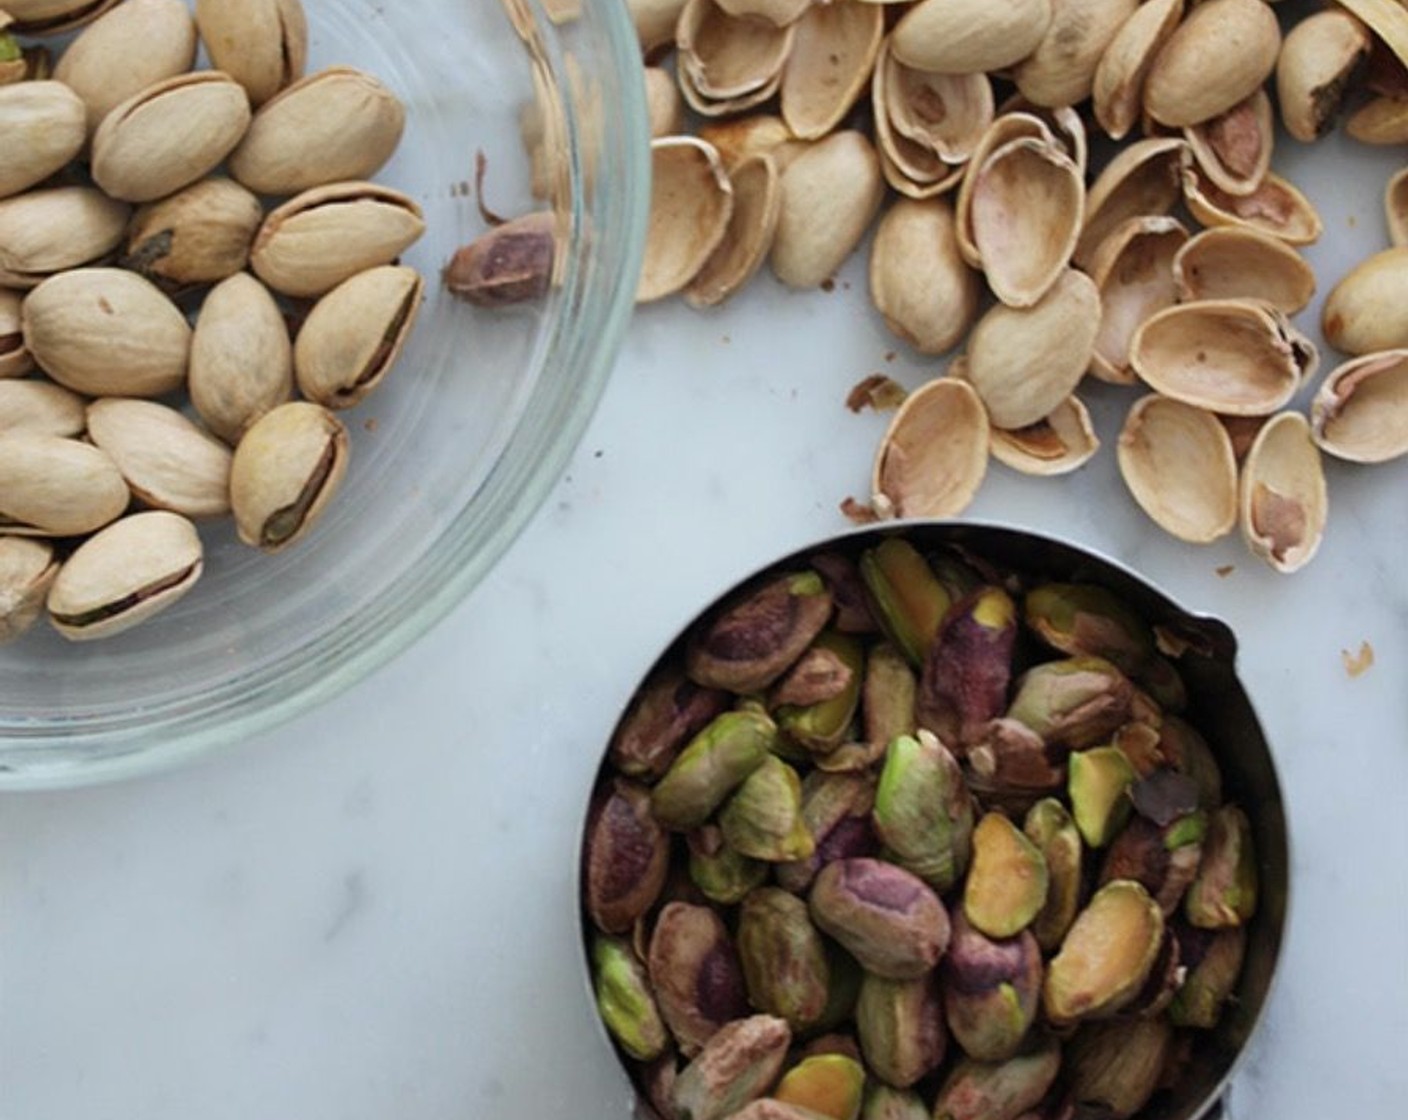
xmin=122 ymin=177 xmax=263 ymax=291
xmin=91 ymin=71 xmax=253 ymax=203
xmin=1012 ymin=0 xmax=1138 ymax=110
xmin=0 ymin=80 xmax=86 ymax=200
xmin=890 ymin=0 xmax=1053 ymax=75
xmin=647 ymin=901 xmax=750 ymax=1058
xmin=1276 ymin=9 xmax=1372 ymax=142
xmin=686 ymin=572 xmax=834 ymax=695
xmin=1091 ymin=0 xmax=1183 ymax=140
xmin=610 ymin=666 xmax=732 ymax=783
xmin=1022 ymin=799 xmax=1082 ymax=953
xmin=689 ymin=824 xmax=769 ymax=904
xmin=858 ymin=538 xmax=951 ymax=668
xmin=0 ymin=186 xmax=131 ymax=289
xmin=728 ymin=1102 xmax=835 ymax=1120
xmin=854 ymin=971 xmax=947 ymax=1090
xmin=873 ymin=732 xmax=973 ymax=892
xmin=85 ymin=398 xmax=233 ymax=519
xmin=1322 ymin=247 xmax=1408 ymax=356
xmin=229 ymin=401 xmax=349 ymax=552
xmin=229 ymin=66 xmax=406 ymax=195
xmin=1042 ymin=880 xmax=1164 ymax=1025
xmin=720 ymin=755 xmax=815 ymax=862
xmin=3 ymin=0 xmax=121 ymax=36
xmin=686 ymin=154 xmax=780 ymax=310
xmin=250 ymin=181 xmax=426 ymax=299
xmin=931 ymin=1038 xmax=1062 ymax=1120
xmin=592 ymin=934 xmax=669 ymax=1062
xmin=940 ymin=911 xmax=1043 ymax=1064
xmin=1168 ymin=923 xmax=1247 ymax=1028
xmin=1100 ymin=810 xmax=1206 ymax=918
xmin=1172 ymin=226 xmax=1317 ymax=315
xmin=640 ymin=137 xmax=735 ymax=303
xmin=0 ymin=535 xmax=58 ymax=643
xmin=0 ymin=378 xmax=85 ymax=437
xmin=1239 ymin=411 xmax=1328 ymax=574
xmin=294 ymin=264 xmax=423 ymax=409
xmin=1005 ymin=656 xmax=1134 ymax=752
xmin=189 ymin=272 xmax=294 ymax=445
xmin=870 ymin=197 xmax=980 ymax=356
xmin=774 ymin=631 xmax=865 ymax=755
xmin=1066 ymin=1016 xmax=1175 ymax=1119
xmin=772 ymin=130 xmax=884 ymax=290
xmin=1143 ymin=0 xmax=1281 ymax=127
xmin=21 ymin=267 xmax=190 ymax=398
xmin=52 ymin=0 xmax=197 ymax=134
xmin=962 ymin=812 xmax=1049 ymax=940
xmin=1067 ymin=746 xmax=1136 ymax=848
xmin=1311 ymin=350 xmax=1408 ymax=464
xmin=1185 ymin=804 xmax=1258 ymax=928
xmin=445 ymin=211 xmax=557 ymax=308
xmin=860 ymin=1086 xmax=927 ymax=1120
xmin=651 ymin=709 xmax=778 ymax=831
xmin=779 ymin=0 xmax=883 ymax=141
xmin=670 ymin=1014 xmax=792 ymax=1120
xmin=860 ymin=642 xmax=916 ymax=756
xmin=775 ymin=770 xmax=878 ymax=895
xmin=194 ymin=0 xmax=309 ymax=107
xmin=774 ymin=1053 xmax=866 ymax=1120
xmin=809 ymin=857 xmax=951 ymax=980
xmin=0 ymin=433 xmax=129 ymax=537
xmin=737 ymin=887 xmax=832 ymax=1031
xmin=1160 ymin=715 xmax=1224 ymax=810
xmin=0 ymin=288 xmax=32 ymax=378
xmin=583 ymin=777 xmax=671 ymax=934
xmin=965 ymin=719 xmax=1065 ymax=808
xmin=47 ymin=510 xmax=202 ymax=641
xmin=917 ymin=586 xmax=1018 ymax=749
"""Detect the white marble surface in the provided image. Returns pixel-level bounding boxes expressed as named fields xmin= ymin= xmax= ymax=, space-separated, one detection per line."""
xmin=3 ymin=129 xmax=1407 ymax=1118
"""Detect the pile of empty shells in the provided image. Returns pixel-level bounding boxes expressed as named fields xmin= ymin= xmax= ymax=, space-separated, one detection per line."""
xmin=614 ymin=0 xmax=1408 ymax=574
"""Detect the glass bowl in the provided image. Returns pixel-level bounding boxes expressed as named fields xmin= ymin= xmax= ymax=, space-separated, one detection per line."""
xmin=0 ymin=0 xmax=648 ymax=787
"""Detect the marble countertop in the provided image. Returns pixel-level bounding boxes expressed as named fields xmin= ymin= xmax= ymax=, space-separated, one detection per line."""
xmin=3 ymin=127 xmax=1406 ymax=1118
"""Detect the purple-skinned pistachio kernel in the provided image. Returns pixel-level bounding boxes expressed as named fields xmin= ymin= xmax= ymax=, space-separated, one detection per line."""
xmin=610 ymin=666 xmax=732 ymax=782
xmin=917 ymin=585 xmax=1019 ymax=749
xmin=808 ymin=857 xmax=951 ymax=980
xmin=811 ymin=551 xmax=880 ymax=634
xmin=670 ymin=1014 xmax=793 ymax=1120
xmin=940 ymin=911 xmax=1043 ymax=1063
xmin=583 ymin=777 xmax=671 ymax=934
xmin=647 ymin=902 xmax=750 ymax=1058
xmin=855 ymin=969 xmax=948 ymax=1089
xmin=776 ymin=772 xmax=879 ymax=894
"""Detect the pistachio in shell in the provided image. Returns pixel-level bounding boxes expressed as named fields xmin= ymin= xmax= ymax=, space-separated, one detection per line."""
xmin=1239 ymin=411 xmax=1328 ymax=574
xmin=990 ymin=396 xmax=1100 ymax=477
xmin=857 ymin=537 xmax=952 ymax=668
xmin=228 ymin=400 xmax=349 ymax=552
xmin=583 ymin=777 xmax=671 ymax=934
xmin=3 ymin=0 xmax=123 ymax=36
xmin=1276 ymin=8 xmax=1372 ymax=142
xmin=916 ymin=586 xmax=1018 ymax=749
xmin=46 ymin=510 xmax=202 ymax=641
xmin=1185 ymin=804 xmax=1258 ymax=928
xmin=591 ymin=934 xmax=669 ymax=1062
xmin=0 ymin=186 xmax=131 ymax=290
xmin=1168 ymin=922 xmax=1247 ymax=1028
xmin=0 ymin=379 xmax=85 ymax=438
xmin=1091 ymin=0 xmax=1184 ymax=141
xmin=931 ymin=1037 xmax=1062 ymax=1120
xmin=685 ymin=571 xmax=834 ymax=695
xmin=870 ymin=377 xmax=990 ymax=522
xmin=671 ymin=1013 xmax=793 ymax=1120
xmin=85 ymin=397 xmax=233 ymax=519
xmin=122 ymin=177 xmax=263 ymax=290
xmin=962 ymin=812 xmax=1049 ymax=940
xmin=720 ymin=754 xmax=815 ymax=862
xmin=940 ymin=911 xmax=1043 ymax=1063
xmin=1322 ymin=247 xmax=1408 ymax=356
xmin=1311 ymin=349 xmax=1408 ymax=464
xmin=0 ymin=434 xmax=130 ymax=538
xmin=609 ymin=665 xmax=731 ymax=783
xmin=0 ymin=535 xmax=58 ymax=643
xmin=1022 ymin=798 xmax=1083 ymax=953
xmin=1041 ymin=879 xmax=1164 ymax=1025
xmin=1066 ymin=1015 xmax=1175 ymax=1120
xmin=1172 ymin=226 xmax=1317 ymax=315
xmin=1184 ymin=89 xmax=1275 ymax=199
xmin=808 ymin=857 xmax=951 ymax=981
xmin=1004 ymin=656 xmax=1134 ymax=752
xmin=0 ymin=288 xmax=32 ymax=379
xmin=1346 ymin=93 xmax=1408 ymax=145
xmin=1143 ymin=0 xmax=1281 ymax=128
xmin=1087 ymin=216 xmax=1187 ymax=385
xmin=736 ymin=887 xmax=832 ymax=1031
xmin=686 ymin=153 xmax=781 ymax=310
xmin=651 ymin=709 xmax=778 ymax=831
xmin=194 ymin=0 xmax=308 ymax=107
xmin=779 ymin=0 xmax=883 ymax=142
xmin=890 ymin=0 xmax=1053 ymax=75
xmin=869 ymin=196 xmax=980 ymax=356
xmin=0 ymin=80 xmax=86 ymax=200
xmin=872 ymin=731 xmax=973 ymax=892
xmin=1011 ymin=0 xmax=1138 ymax=110
xmin=854 ymin=970 xmax=947 ymax=1090
xmin=294 ymin=264 xmax=423 ymax=409
xmin=189 ymin=272 xmax=294 ymax=445
xmin=647 ymin=901 xmax=750 ymax=1057
xmin=639 ymin=137 xmax=734 ymax=303
xmin=772 ymin=130 xmax=885 ymax=290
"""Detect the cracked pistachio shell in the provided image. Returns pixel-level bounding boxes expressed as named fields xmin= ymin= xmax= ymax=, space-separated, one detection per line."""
xmin=0 ymin=535 xmax=58 ymax=642
xmin=1087 ymin=216 xmax=1187 ymax=386
xmin=855 ymin=970 xmax=947 ymax=1090
xmin=1023 ymin=799 xmax=1082 ymax=953
xmin=1323 ymin=247 xmax=1408 ymax=356
xmin=0 ymin=288 xmax=32 ymax=378
xmin=686 ymin=153 xmax=781 ymax=310
xmin=189 ymin=273 xmax=293 ymax=445
xmin=940 ymin=912 xmax=1043 ymax=1063
xmin=954 ymin=113 xmax=1056 ymax=265
xmin=1169 ymin=923 xmax=1246 ymax=1028
xmin=967 ymin=269 xmax=1101 ymax=430
xmin=859 ymin=538 xmax=951 ymax=668
xmin=86 ymin=398 xmax=232 ymax=519
xmin=1076 ymin=136 xmax=1186 ymax=267
xmin=1348 ymin=94 xmax=1408 ymax=145
xmin=932 ymin=1038 xmax=1062 ymax=1120
xmin=720 ymin=754 xmax=815 ymax=862
xmin=1042 ymin=880 xmax=1164 ymax=1025
xmin=874 ymin=732 xmax=973 ymax=892
xmin=1068 ymin=746 xmax=1137 ymax=848
xmin=647 ymin=901 xmax=749 ymax=1057
xmin=775 ymin=1053 xmax=866 ymax=1120
xmin=640 ymin=137 xmax=734 ymax=303
xmin=652 ymin=709 xmax=778 ymax=830
xmin=990 ymin=396 xmax=1099 ymax=477
xmin=1239 ymin=411 xmax=1327 ymax=573
xmin=689 ymin=824 xmax=769 ymax=904
xmin=773 ymin=130 xmax=884 ymax=290
xmin=1067 ymin=1016 xmax=1174 ymax=1120
xmin=1184 ymin=89 xmax=1274 ymax=199
xmin=917 ymin=586 xmax=1018 ymax=749
xmin=0 ymin=186 xmax=131 ymax=290
xmin=294 ymin=265 xmax=423 ymax=410
xmin=1277 ymin=9 xmax=1372 ymax=142
xmin=123 ymin=177 xmax=263 ymax=290
xmin=686 ymin=572 xmax=833 ymax=695
xmin=1173 ymin=226 xmax=1317 ymax=315
xmin=1144 ymin=0 xmax=1280 ymax=127
xmin=229 ymin=66 xmax=406 ymax=195
xmin=1118 ymin=394 xmax=1238 ymax=544
xmin=881 ymin=49 xmax=994 ymax=169
xmin=194 ymin=0 xmax=308 ymax=107
xmin=780 ymin=0 xmax=883 ymax=141
xmin=22 ymin=268 xmax=190 ymax=398
xmin=871 ymin=377 xmax=990 ymax=521
xmin=251 ymin=181 xmax=426 ymax=299
xmin=737 ymin=887 xmax=831 ymax=1030
xmin=3 ymin=0 xmax=121 ymax=36
xmin=1012 ymin=0 xmax=1138 ymax=109
xmin=891 ymin=0 xmax=1052 ymax=75
xmin=1185 ymin=804 xmax=1258 ymax=928
xmin=809 ymin=858 xmax=951 ymax=980
xmin=583 ymin=778 xmax=670 ymax=934
xmin=671 ymin=1013 xmax=792 ymax=1120
xmin=963 ymin=812 xmax=1049 ymax=939
xmin=678 ymin=0 xmax=794 ymax=102
xmin=1311 ymin=349 xmax=1408 ymax=464
xmin=870 ymin=197 xmax=980 ymax=356
xmin=0 ymin=80 xmax=85 ymax=200
xmin=1006 ymin=656 xmax=1134 ymax=750
xmin=229 ymin=401 xmax=349 ymax=552
xmin=47 ymin=510 xmax=201 ymax=641
xmin=1092 ymin=0 xmax=1183 ymax=140
xmin=592 ymin=935 xmax=668 ymax=1062
xmin=644 ymin=67 xmax=684 ymax=138
xmin=1181 ymin=162 xmax=1324 ymax=245
xmin=0 ymin=434 xmax=129 ymax=537
xmin=0 ymin=379 xmax=84 ymax=437
xmin=53 ymin=0 xmax=197 ymax=134
xmin=92 ymin=72 xmax=253 ymax=203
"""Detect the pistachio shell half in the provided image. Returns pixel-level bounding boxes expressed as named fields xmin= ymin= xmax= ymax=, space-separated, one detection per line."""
xmin=678 ymin=0 xmax=794 ymax=103
xmin=194 ymin=0 xmax=308 ymax=107
xmin=955 ymin=113 xmax=1055 ymax=267
xmin=1184 ymin=89 xmax=1274 ymax=198
xmin=189 ymin=273 xmax=294 ymax=444
xmin=0 ymin=535 xmax=58 ymax=643
xmin=0 ymin=80 xmax=86 ymax=200
xmin=871 ymin=377 xmax=989 ymax=520
xmin=881 ymin=46 xmax=993 ymax=169
xmin=1321 ymin=247 xmax=1408 ymax=356
xmin=780 ymin=0 xmax=883 ymax=141
xmin=1091 ymin=0 xmax=1183 ymax=141
xmin=1181 ymin=162 xmax=1324 ymax=246
xmin=644 ymin=67 xmax=685 ymax=138
xmin=868 ymin=196 xmax=980 ymax=356
xmin=686 ymin=154 xmax=781 ymax=309
xmin=1346 ymin=95 xmax=1408 ymax=146
xmin=1239 ymin=411 xmax=1328 ymax=573
xmin=1311 ymin=349 xmax=1408 ymax=463
xmin=639 ymin=137 xmax=734 ymax=303
xmin=1076 ymin=137 xmax=1186 ymax=268
xmin=1087 ymin=216 xmax=1187 ymax=385
xmin=0 ymin=186 xmax=131 ymax=289
xmin=0 ymin=434 xmax=130 ymax=537
xmin=990 ymin=396 xmax=1099 ymax=477
xmin=1172 ymin=227 xmax=1317 ymax=315
xmin=1117 ymin=394 xmax=1238 ymax=544
xmin=1143 ymin=0 xmax=1281 ymax=128
xmin=85 ymin=398 xmax=233 ymax=518
xmin=890 ymin=0 xmax=1053 ymax=75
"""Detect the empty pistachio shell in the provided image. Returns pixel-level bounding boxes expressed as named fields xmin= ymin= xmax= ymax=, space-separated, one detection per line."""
xmin=1184 ymin=88 xmax=1274 ymax=199
xmin=1182 ymin=163 xmax=1324 ymax=245
xmin=678 ymin=0 xmax=794 ymax=103
xmin=250 ymin=181 xmax=426 ymax=299
xmin=871 ymin=377 xmax=990 ymax=520
xmin=686 ymin=154 xmax=781 ymax=310
xmin=583 ymin=778 xmax=670 ymax=934
xmin=1276 ymin=9 xmax=1372 ymax=142
xmin=1087 ymin=216 xmax=1187 ymax=385
xmin=21 ymin=268 xmax=191 ymax=398
xmin=890 ymin=0 xmax=1053 ymax=75
xmin=86 ymin=398 xmax=232 ymax=519
xmin=990 ymin=396 xmax=1099 ymax=477
xmin=881 ymin=47 xmax=993 ymax=170
xmin=0 ymin=186 xmax=131 ymax=290
xmin=1042 ymin=880 xmax=1163 ymax=1025
xmin=0 ymin=434 xmax=129 ymax=537
xmin=294 ymin=265 xmax=422 ymax=409
xmin=737 ymin=887 xmax=832 ymax=1031
xmin=809 ymin=857 xmax=951 ymax=980
xmin=122 ymin=177 xmax=264 ymax=290
xmin=229 ymin=401 xmax=349 ymax=552
xmin=52 ymin=0 xmax=197 ymax=134
xmin=1388 ymin=168 xmax=1408 ymax=247
xmin=870 ymin=197 xmax=980 ymax=356
xmin=591 ymin=934 xmax=669 ymax=1062
xmin=1172 ymin=226 xmax=1317 ymax=314
xmin=855 ymin=970 xmax=947 ymax=1090
xmin=0 ymin=80 xmax=86 ymax=200
xmin=1091 ymin=0 xmax=1183 ymax=140
xmin=640 ymin=137 xmax=734 ymax=303
xmin=46 ymin=511 xmax=201 ymax=641
xmin=91 ymin=71 xmax=253 ymax=203
xmin=1077 ymin=136 xmax=1186 ymax=267
xmin=1347 ymin=94 xmax=1408 ymax=145
xmin=194 ymin=0 xmax=308 ymax=107
xmin=1311 ymin=349 xmax=1408 ymax=463
xmin=229 ymin=66 xmax=406 ymax=195
xmin=189 ymin=273 xmax=293 ymax=445
xmin=0 ymin=288 xmax=32 ymax=378
xmin=1067 ymin=1015 xmax=1174 ymax=1120
xmin=1239 ymin=411 xmax=1327 ymax=574
xmin=931 ymin=1038 xmax=1062 ymax=1120
xmin=1117 ymin=394 xmax=1238 ymax=544
xmin=0 ymin=535 xmax=58 ymax=643
xmin=671 ymin=1014 xmax=793 ymax=1120
xmin=780 ymin=0 xmax=883 ymax=141
xmin=647 ymin=901 xmax=749 ymax=1057
xmin=0 ymin=379 xmax=85 ymax=438
xmin=1144 ymin=0 xmax=1280 ymax=128
xmin=1012 ymin=0 xmax=1138 ymax=109
xmin=3 ymin=0 xmax=122 ymax=36
xmin=773 ymin=130 xmax=885 ymax=290
xmin=1322 ymin=247 xmax=1408 ymax=356
xmin=967 ymin=269 xmax=1101 ymax=429
xmin=954 ymin=113 xmax=1055 ymax=266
